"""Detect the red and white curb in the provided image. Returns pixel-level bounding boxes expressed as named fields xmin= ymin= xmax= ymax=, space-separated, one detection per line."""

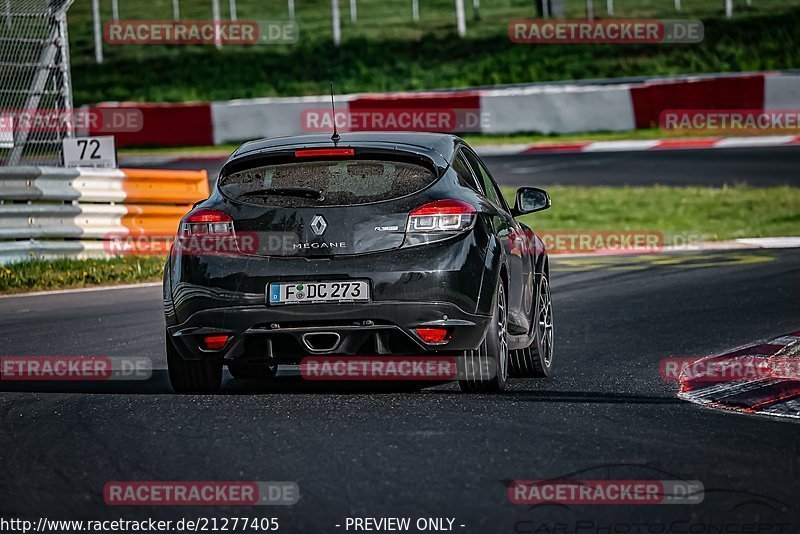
xmin=678 ymin=331 xmax=800 ymax=420
xmin=477 ymin=135 xmax=800 ymax=156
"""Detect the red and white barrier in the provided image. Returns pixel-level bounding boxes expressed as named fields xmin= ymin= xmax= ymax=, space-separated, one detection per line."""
xmin=87 ymin=72 xmax=800 ymax=148
xmin=480 ymin=83 xmax=636 ymax=134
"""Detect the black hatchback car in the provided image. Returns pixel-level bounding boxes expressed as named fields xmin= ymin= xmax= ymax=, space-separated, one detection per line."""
xmin=163 ymin=132 xmax=553 ymax=393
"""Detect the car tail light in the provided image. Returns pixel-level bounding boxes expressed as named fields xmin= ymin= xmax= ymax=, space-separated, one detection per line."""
xmin=179 ymin=209 xmax=234 ymax=237
xmin=201 ymin=335 xmax=230 ymax=351
xmin=416 ymin=327 xmax=452 ymax=345
xmin=407 ymin=199 xmax=476 ymax=233
xmin=295 ymin=148 xmax=355 ymax=158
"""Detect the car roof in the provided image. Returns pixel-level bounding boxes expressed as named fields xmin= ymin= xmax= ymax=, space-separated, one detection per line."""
xmin=229 ymin=132 xmax=463 ymax=167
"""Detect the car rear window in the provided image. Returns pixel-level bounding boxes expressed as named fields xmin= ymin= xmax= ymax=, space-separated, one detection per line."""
xmin=219 ymin=159 xmax=437 ymax=207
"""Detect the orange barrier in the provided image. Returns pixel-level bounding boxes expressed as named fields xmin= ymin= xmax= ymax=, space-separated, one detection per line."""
xmin=119 ymin=169 xmax=210 ymax=205
xmin=0 ymin=166 xmax=212 ymax=262
xmin=122 ymin=204 xmax=195 ymax=236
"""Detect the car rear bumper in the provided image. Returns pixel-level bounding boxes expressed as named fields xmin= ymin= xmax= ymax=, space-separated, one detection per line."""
xmin=168 ymin=299 xmax=491 ymax=362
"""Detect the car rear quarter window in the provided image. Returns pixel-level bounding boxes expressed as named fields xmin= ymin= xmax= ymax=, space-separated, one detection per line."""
xmin=219 ymin=159 xmax=437 ymax=207
xmin=463 ymin=148 xmax=509 ymax=212
xmin=453 ymin=152 xmax=482 ymax=193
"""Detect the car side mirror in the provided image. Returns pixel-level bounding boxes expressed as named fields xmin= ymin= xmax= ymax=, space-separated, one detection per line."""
xmin=513 ymin=187 xmax=551 ymax=216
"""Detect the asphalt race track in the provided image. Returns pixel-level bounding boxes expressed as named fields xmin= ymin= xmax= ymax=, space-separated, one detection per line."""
xmin=121 ymin=146 xmax=800 ymax=187
xmin=1 ymin=249 xmax=799 ymax=530
xmin=484 ymin=146 xmax=800 ymax=187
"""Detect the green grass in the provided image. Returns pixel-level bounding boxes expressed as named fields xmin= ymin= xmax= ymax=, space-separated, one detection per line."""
xmin=1 ymin=186 xmax=798 ymax=293
xmin=507 ymin=185 xmax=800 ymax=243
xmin=0 ymin=256 xmax=164 ymax=294
xmin=67 ymin=0 xmax=800 ymax=103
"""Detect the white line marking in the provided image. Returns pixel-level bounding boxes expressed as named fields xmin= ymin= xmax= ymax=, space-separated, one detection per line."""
xmin=0 ymin=282 xmax=162 ymax=299
xmin=582 ymin=140 xmax=662 ymax=152
xmin=713 ymin=135 xmax=796 ymax=148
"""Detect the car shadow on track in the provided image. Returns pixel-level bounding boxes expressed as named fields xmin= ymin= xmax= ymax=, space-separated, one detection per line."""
xmin=0 ymin=370 xmax=443 ymax=394
xmin=0 ymin=370 xmax=682 ymax=403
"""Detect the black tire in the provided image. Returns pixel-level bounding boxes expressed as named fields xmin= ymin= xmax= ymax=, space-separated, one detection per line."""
xmin=510 ymin=273 xmax=554 ymax=378
xmin=166 ymin=331 xmax=223 ymax=393
xmin=458 ymin=282 xmax=509 ymax=392
xmin=227 ymin=360 xmax=277 ymax=381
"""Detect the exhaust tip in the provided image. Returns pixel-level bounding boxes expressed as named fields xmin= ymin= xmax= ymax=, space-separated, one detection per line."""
xmin=301 ymin=332 xmax=341 ymax=353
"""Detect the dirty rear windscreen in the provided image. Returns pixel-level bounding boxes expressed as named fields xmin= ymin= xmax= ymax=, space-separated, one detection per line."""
xmin=219 ymin=159 xmax=437 ymax=207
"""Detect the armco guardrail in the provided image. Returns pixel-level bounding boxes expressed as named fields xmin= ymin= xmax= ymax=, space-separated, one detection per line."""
xmin=0 ymin=167 xmax=209 ymax=264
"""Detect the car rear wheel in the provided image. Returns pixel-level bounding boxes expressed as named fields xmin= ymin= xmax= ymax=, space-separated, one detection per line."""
xmin=511 ymin=274 xmax=554 ymax=378
xmin=458 ymin=283 xmax=509 ymax=392
xmin=227 ymin=360 xmax=277 ymax=381
xmin=166 ymin=331 xmax=223 ymax=393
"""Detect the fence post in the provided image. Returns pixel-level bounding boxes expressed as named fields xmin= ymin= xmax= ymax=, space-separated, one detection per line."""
xmin=725 ymin=0 xmax=733 ymax=17
xmin=412 ymin=0 xmax=419 ymax=21
xmin=172 ymin=0 xmax=180 ymax=19
xmin=211 ymin=0 xmax=222 ymax=48
xmin=331 ymin=0 xmax=341 ymax=45
xmin=92 ymin=0 xmax=103 ymax=63
xmin=349 ymin=0 xmax=357 ymax=22
xmin=455 ymin=0 xmax=466 ymax=37
xmin=585 ymin=0 xmax=593 ymax=20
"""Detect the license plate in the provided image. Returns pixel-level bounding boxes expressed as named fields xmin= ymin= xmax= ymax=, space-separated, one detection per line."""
xmin=268 ymin=280 xmax=370 ymax=305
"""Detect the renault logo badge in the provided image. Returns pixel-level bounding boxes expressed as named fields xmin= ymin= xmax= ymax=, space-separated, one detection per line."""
xmin=310 ymin=215 xmax=327 ymax=236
